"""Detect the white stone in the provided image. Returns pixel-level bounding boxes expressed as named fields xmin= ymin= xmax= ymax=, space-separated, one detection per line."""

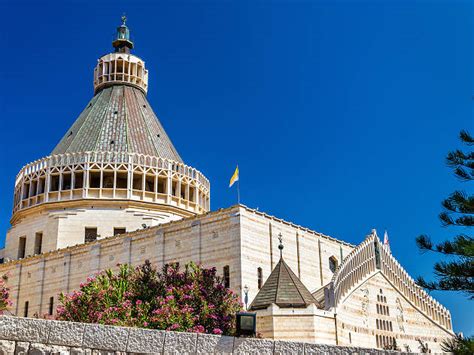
xmin=14 ymin=318 xmax=49 ymax=344
xmin=0 ymin=317 xmax=17 ymax=341
xmin=48 ymin=320 xmax=85 ymax=347
xmin=126 ymin=327 xmax=165 ymax=353
xmin=0 ymin=340 xmax=15 ymax=355
xmin=82 ymin=324 xmax=129 ymax=351
xmin=303 ymin=343 xmax=329 ymax=354
xmin=163 ymin=331 xmax=197 ymax=355
xmin=14 ymin=342 xmax=29 ymax=355
xmin=91 ymin=351 xmax=115 ymax=355
xmin=28 ymin=343 xmax=69 ymax=355
xmin=274 ymin=340 xmax=304 ymax=354
xmin=233 ymin=337 xmax=274 ymax=355
xmin=196 ymin=334 xmax=234 ymax=354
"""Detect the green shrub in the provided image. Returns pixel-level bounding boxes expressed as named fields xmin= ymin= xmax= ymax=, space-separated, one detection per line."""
xmin=57 ymin=261 xmax=241 ymax=335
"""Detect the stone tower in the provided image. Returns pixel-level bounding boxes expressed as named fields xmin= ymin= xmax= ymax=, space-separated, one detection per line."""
xmin=4 ymin=17 xmax=210 ymax=261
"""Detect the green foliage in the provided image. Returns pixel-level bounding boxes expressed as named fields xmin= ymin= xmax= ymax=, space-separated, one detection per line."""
xmin=57 ymin=260 xmax=242 ymax=335
xmin=382 ymin=338 xmax=400 ymax=351
xmin=417 ymin=338 xmax=430 ymax=353
xmin=416 ymin=130 xmax=474 ymax=299
xmin=441 ymin=334 xmax=474 ymax=355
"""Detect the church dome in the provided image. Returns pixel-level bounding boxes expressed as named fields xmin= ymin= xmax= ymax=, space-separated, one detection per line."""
xmin=11 ymin=17 xmax=210 ymax=233
xmin=52 ymin=16 xmax=180 ymax=161
xmin=51 ymin=85 xmax=182 ymax=162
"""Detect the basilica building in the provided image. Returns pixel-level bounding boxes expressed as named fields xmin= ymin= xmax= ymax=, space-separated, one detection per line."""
xmin=0 ymin=19 xmax=454 ymax=352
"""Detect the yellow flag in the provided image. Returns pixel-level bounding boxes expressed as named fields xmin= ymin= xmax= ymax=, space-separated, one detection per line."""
xmin=229 ymin=166 xmax=239 ymax=187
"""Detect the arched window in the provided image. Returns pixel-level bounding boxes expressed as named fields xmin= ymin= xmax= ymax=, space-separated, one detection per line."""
xmin=223 ymin=265 xmax=230 ymax=288
xmin=329 ymin=256 xmax=338 ymax=273
xmin=257 ymin=267 xmax=263 ymax=289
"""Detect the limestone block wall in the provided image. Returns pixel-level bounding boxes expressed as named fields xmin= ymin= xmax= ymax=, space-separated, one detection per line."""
xmin=336 ymin=272 xmax=453 ymax=353
xmin=239 ymin=208 xmax=354 ymax=306
xmin=255 ymin=304 xmax=337 ymax=345
xmin=5 ymin=203 xmax=186 ymax=261
xmin=0 ymin=206 xmax=242 ymax=319
xmin=0 ymin=316 xmax=408 ymax=354
xmin=5 ymin=213 xmax=59 ymax=261
xmin=1 ymin=205 xmax=356 ymax=319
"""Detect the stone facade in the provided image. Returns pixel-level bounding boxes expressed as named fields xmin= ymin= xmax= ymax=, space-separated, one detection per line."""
xmin=0 ymin=206 xmax=454 ymax=352
xmin=5 ymin=203 xmax=186 ymax=261
xmin=0 ymin=315 xmax=409 ymax=354
xmin=255 ymin=304 xmax=337 ymax=345
xmin=0 ymin=205 xmax=352 ymax=319
xmin=336 ymin=272 xmax=452 ymax=352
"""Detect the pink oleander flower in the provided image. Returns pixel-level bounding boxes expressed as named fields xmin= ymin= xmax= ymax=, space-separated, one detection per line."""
xmin=55 ymin=260 xmax=242 ymax=335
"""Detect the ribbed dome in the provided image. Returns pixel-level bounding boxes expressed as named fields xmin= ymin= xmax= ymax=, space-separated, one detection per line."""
xmin=51 ymin=85 xmax=182 ymax=163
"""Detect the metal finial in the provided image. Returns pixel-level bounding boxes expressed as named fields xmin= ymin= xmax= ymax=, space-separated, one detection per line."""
xmin=121 ymin=14 xmax=127 ymax=26
xmin=278 ymin=233 xmax=283 ymax=258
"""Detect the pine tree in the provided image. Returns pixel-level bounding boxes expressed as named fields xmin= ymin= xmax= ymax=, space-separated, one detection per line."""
xmin=416 ymin=130 xmax=474 ymax=299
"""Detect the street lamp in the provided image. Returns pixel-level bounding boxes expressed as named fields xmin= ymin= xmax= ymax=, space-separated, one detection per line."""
xmin=243 ymin=285 xmax=249 ymax=310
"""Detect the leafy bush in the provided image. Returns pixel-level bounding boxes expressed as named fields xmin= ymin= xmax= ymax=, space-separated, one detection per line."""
xmin=0 ymin=274 xmax=12 ymax=314
xmin=441 ymin=334 xmax=474 ymax=355
xmin=57 ymin=261 xmax=241 ymax=335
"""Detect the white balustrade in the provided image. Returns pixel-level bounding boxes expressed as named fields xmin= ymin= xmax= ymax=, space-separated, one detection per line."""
xmin=13 ymin=152 xmax=210 ymax=216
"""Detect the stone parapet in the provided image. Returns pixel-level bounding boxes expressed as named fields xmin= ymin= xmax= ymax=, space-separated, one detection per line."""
xmin=0 ymin=315 xmax=408 ymax=354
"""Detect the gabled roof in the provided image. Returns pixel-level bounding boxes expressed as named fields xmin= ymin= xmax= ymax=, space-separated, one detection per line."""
xmin=51 ymin=85 xmax=182 ymax=162
xmin=249 ymin=257 xmax=320 ymax=310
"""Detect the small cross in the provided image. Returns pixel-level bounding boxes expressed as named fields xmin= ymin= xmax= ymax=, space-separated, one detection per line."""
xmin=278 ymin=233 xmax=284 ymax=258
xmin=121 ymin=14 xmax=127 ymax=26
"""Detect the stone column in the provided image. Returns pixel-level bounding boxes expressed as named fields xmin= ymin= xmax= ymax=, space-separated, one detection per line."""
xmin=37 ymin=258 xmax=46 ymax=315
xmin=122 ymin=237 xmax=132 ymax=265
xmin=14 ymin=263 xmax=22 ymax=316
xmin=63 ymin=252 xmax=71 ymax=293
xmin=89 ymin=244 xmax=101 ymax=274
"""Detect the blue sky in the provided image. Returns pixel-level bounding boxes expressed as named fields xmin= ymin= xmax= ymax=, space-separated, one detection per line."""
xmin=1 ymin=0 xmax=472 ymax=334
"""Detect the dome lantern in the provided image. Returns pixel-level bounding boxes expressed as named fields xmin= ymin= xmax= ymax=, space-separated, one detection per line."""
xmin=112 ymin=15 xmax=134 ymax=54
xmin=94 ymin=16 xmax=148 ymax=94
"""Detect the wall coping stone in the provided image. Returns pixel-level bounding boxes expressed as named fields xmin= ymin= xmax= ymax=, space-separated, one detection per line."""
xmin=0 ymin=315 xmax=405 ymax=354
xmin=48 ymin=320 xmax=85 ymax=347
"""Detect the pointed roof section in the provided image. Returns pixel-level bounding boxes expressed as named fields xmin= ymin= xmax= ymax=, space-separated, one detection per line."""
xmin=51 ymin=85 xmax=183 ymax=162
xmin=249 ymin=257 xmax=320 ymax=310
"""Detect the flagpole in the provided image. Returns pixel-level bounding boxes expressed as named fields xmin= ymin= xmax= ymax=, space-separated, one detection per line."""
xmin=237 ymin=179 xmax=240 ymax=205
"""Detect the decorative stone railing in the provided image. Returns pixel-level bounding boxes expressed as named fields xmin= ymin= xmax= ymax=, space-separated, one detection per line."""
xmin=331 ymin=234 xmax=376 ymax=307
xmin=12 ymin=152 xmax=210 ymax=218
xmin=330 ymin=232 xmax=452 ymax=331
xmin=94 ymin=53 xmax=149 ymax=94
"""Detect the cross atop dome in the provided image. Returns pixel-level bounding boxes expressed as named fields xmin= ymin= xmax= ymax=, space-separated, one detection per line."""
xmin=278 ymin=233 xmax=284 ymax=258
xmin=113 ymin=14 xmax=134 ymax=53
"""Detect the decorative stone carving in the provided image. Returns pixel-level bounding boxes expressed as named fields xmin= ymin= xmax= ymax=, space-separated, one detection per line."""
xmin=360 ymin=287 xmax=370 ymax=327
xmin=396 ymin=297 xmax=405 ymax=333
